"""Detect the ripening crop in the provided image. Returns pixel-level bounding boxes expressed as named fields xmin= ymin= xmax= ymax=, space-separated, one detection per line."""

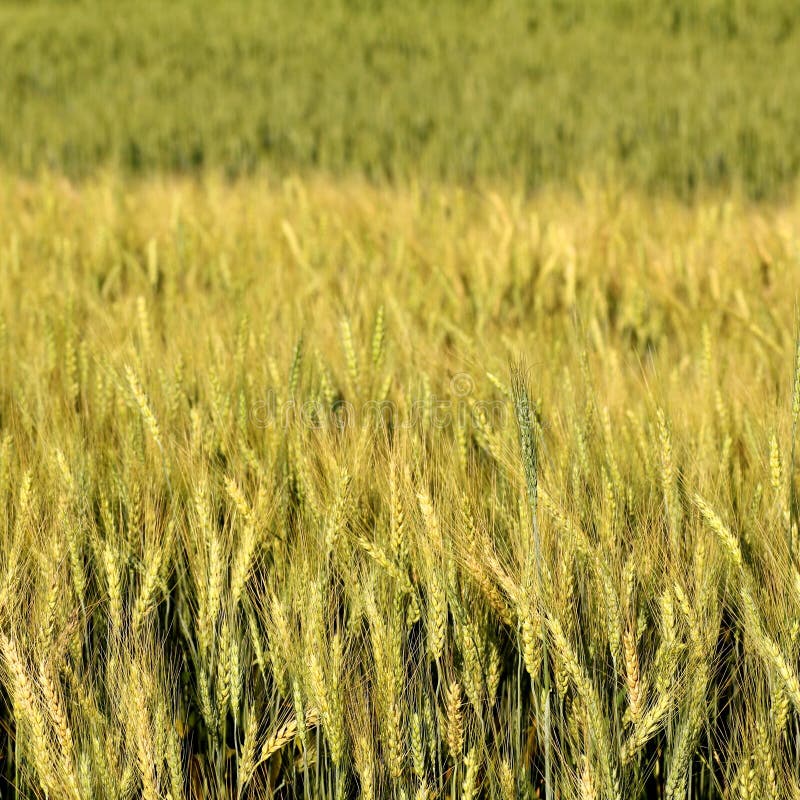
xmin=1 ymin=172 xmax=800 ymax=799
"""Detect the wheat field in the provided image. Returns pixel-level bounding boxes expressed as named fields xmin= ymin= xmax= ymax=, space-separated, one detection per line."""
xmin=3 ymin=1 xmax=800 ymax=199
xmin=0 ymin=171 xmax=799 ymax=798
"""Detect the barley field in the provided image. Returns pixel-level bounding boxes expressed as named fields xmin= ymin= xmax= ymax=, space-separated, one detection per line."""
xmin=1 ymin=172 xmax=799 ymax=799
xmin=3 ymin=2 xmax=800 ymax=799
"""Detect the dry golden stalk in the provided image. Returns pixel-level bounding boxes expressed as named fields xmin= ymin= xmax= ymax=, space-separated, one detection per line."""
xmin=620 ymin=693 xmax=672 ymax=765
xmin=498 ymin=758 xmax=515 ymax=800
xmin=125 ymin=365 xmax=163 ymax=454
xmin=462 ymin=550 xmax=514 ymax=626
xmin=664 ymin=659 xmax=708 ymax=800
xmin=260 ymin=708 xmax=320 ymax=764
xmin=426 ymin=570 xmax=447 ymax=662
xmin=693 ymin=493 xmax=743 ymax=571
xmin=132 ymin=546 xmax=163 ymax=633
xmin=445 ymin=681 xmax=464 ymax=761
xmin=462 ymin=746 xmax=480 ymax=800
xmin=39 ymin=660 xmax=80 ymax=795
xmin=623 ymin=626 xmax=644 ymax=725
xmin=580 ymin=756 xmax=598 ymax=800
xmin=103 ymin=542 xmax=124 ymax=635
xmin=0 ymin=634 xmax=58 ymax=794
xmin=411 ymin=711 xmax=426 ymax=779
xmin=740 ymin=588 xmax=800 ymax=712
xmin=131 ymin=680 xmax=159 ymax=800
xmin=238 ymin=710 xmax=260 ymax=787
xmin=354 ymin=733 xmax=376 ymax=800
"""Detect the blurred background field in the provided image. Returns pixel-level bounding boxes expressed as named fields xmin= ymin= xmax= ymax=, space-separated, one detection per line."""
xmin=1 ymin=0 xmax=800 ymax=198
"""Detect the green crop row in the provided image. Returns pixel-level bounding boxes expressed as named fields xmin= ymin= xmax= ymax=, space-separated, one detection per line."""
xmin=1 ymin=0 xmax=799 ymax=197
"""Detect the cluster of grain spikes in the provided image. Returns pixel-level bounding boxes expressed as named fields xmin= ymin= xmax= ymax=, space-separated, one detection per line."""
xmin=1 ymin=176 xmax=800 ymax=798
